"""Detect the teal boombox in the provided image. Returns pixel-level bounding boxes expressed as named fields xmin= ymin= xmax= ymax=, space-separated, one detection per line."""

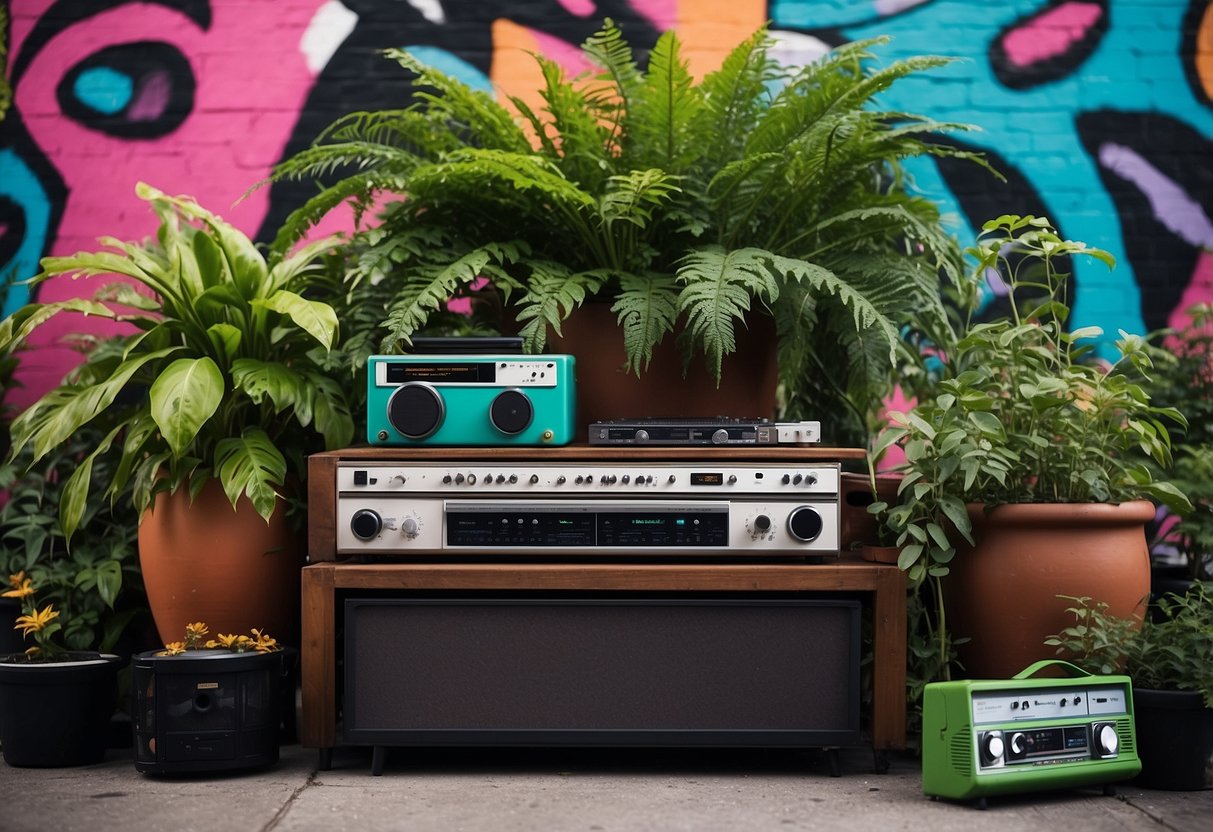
xmin=366 ymin=354 xmax=576 ymax=446
xmin=922 ymin=660 xmax=1141 ymax=805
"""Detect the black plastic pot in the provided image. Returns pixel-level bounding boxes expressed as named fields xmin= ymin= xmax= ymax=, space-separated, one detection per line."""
xmin=0 ymin=599 xmax=24 ymax=655
xmin=0 ymin=652 xmax=122 ymax=767
xmin=1133 ymin=688 xmax=1213 ymax=790
xmin=131 ymin=648 xmax=285 ymax=774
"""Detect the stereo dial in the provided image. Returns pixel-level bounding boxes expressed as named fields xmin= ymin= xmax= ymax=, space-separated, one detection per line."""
xmin=787 ymin=506 xmax=824 ymax=542
xmin=399 ymin=515 xmax=421 ymax=539
xmin=1009 ymin=732 xmax=1026 ymax=756
xmin=980 ymin=732 xmax=1005 ymax=764
xmin=1093 ymin=723 xmax=1119 ymax=756
xmin=350 ymin=509 xmax=383 ymax=541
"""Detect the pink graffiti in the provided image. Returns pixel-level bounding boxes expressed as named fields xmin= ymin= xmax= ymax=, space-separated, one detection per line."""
xmin=1001 ymin=1 xmax=1103 ymax=68
xmin=1168 ymin=251 xmax=1213 ymax=334
xmin=10 ymin=0 xmax=327 ymax=411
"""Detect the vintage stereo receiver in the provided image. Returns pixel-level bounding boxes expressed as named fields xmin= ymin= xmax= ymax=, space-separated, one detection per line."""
xmin=922 ymin=660 xmax=1140 ymax=804
xmin=334 ymin=460 xmax=840 ymax=558
xmin=366 ymin=354 xmax=576 ymax=447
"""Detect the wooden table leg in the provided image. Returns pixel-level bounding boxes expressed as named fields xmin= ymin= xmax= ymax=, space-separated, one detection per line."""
xmin=870 ymin=566 xmax=907 ymax=750
xmin=301 ymin=564 xmax=336 ymax=750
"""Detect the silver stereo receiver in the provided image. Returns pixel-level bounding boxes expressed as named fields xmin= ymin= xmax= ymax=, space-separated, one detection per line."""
xmin=334 ymin=461 xmax=840 ymax=559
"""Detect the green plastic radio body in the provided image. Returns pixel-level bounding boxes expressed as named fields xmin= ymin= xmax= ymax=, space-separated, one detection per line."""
xmin=922 ymin=660 xmax=1141 ymax=801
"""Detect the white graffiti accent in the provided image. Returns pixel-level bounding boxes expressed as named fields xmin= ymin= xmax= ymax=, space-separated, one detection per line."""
xmin=875 ymin=0 xmax=931 ymax=15
xmin=301 ymin=0 xmax=359 ymax=75
xmin=1100 ymin=142 xmax=1213 ymax=250
xmin=407 ymin=0 xmax=447 ymax=25
xmin=769 ymin=29 xmax=832 ymax=71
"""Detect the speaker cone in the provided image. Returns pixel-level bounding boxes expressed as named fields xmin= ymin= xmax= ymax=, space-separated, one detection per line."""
xmin=490 ymin=389 xmax=533 ymax=435
xmin=387 ymin=382 xmax=444 ymax=439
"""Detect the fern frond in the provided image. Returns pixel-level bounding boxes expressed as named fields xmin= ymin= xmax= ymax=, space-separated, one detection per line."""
xmin=767 ymin=252 xmax=899 ymax=363
xmin=262 ymin=142 xmax=417 ymax=184
xmin=514 ymin=264 xmax=610 ymax=353
xmin=627 ymin=29 xmax=701 ymax=172
xmin=695 ymin=26 xmax=781 ymax=170
xmin=599 ymin=169 xmax=681 ymax=228
xmin=612 ymin=271 xmax=680 ymax=375
xmin=379 ymin=244 xmax=521 ymax=351
xmin=385 ymin=48 xmax=531 ymax=153
xmin=534 ymin=55 xmax=614 ymax=188
xmin=675 ymin=247 xmax=781 ymax=380
xmin=270 ymin=171 xmax=410 ymax=256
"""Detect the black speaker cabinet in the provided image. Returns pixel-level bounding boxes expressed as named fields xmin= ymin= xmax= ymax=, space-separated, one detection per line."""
xmin=344 ymin=595 xmax=861 ymax=749
xmin=132 ymin=649 xmax=284 ymax=774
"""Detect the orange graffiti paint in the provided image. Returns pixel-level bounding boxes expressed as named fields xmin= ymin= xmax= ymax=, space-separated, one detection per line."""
xmin=1199 ymin=0 xmax=1213 ymax=101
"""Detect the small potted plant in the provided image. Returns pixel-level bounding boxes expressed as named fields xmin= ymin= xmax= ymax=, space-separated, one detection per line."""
xmin=871 ymin=214 xmax=1192 ymax=680
xmin=264 ymin=21 xmax=981 ymax=439
xmin=0 ymin=182 xmax=355 ymax=644
xmin=1045 ymin=586 xmax=1213 ymax=790
xmin=131 ymin=620 xmax=286 ymax=774
xmin=0 ymin=572 xmax=124 ymax=767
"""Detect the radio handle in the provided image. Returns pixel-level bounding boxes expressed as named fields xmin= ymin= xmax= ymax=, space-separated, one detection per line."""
xmin=1012 ymin=659 xmax=1093 ymax=680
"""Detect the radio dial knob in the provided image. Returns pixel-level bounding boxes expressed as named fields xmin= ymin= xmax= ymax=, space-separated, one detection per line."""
xmin=754 ymin=515 xmax=772 ymax=533
xmin=981 ymin=733 xmax=1005 ymax=763
xmin=1094 ymin=723 xmax=1119 ymax=756
xmin=712 ymin=429 xmax=729 ymax=444
xmin=529 ymin=474 xmax=539 ymax=484
xmin=400 ymin=516 xmax=421 ymax=539
xmin=350 ymin=509 xmax=383 ymax=541
xmin=635 ymin=429 xmax=650 ymax=443
xmin=1009 ymin=732 xmax=1026 ymax=756
xmin=787 ymin=506 xmax=824 ymax=542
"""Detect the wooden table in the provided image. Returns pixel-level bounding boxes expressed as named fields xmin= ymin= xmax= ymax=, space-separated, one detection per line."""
xmin=300 ymin=560 xmax=907 ymax=757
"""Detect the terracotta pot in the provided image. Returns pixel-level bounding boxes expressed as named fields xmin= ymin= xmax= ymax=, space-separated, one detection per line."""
xmin=945 ymin=501 xmax=1154 ymax=680
xmin=547 ymin=303 xmax=779 ymax=440
xmin=138 ymin=480 xmax=302 ymax=646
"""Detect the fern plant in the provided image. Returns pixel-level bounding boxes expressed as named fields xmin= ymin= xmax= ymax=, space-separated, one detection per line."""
xmin=268 ymin=21 xmax=981 ymax=436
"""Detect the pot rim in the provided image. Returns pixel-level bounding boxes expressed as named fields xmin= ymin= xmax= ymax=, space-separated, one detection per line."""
xmin=0 ymin=652 xmax=120 ymax=669
xmin=967 ymin=499 xmax=1157 ymax=525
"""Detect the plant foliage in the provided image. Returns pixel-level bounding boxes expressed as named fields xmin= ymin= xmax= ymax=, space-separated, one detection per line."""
xmin=1045 ymin=586 xmax=1213 ymax=707
xmin=0 ymin=183 xmax=355 ymax=538
xmin=265 ymin=21 xmax=978 ymax=431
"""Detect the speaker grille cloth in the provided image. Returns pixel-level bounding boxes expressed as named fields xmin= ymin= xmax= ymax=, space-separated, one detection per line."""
xmin=347 ymin=600 xmax=855 ymax=731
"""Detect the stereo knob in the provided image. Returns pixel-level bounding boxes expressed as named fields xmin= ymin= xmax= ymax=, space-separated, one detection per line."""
xmin=635 ymin=429 xmax=650 ymax=443
xmin=350 ymin=509 xmax=383 ymax=541
xmin=490 ymin=389 xmax=534 ymax=435
xmin=754 ymin=515 xmax=772 ymax=533
xmin=980 ymin=732 xmax=1005 ymax=764
xmin=787 ymin=506 xmax=824 ymax=542
xmin=1094 ymin=723 xmax=1119 ymax=756
xmin=387 ymin=382 xmax=444 ymax=439
xmin=712 ymin=429 xmax=728 ymax=444
xmin=400 ymin=516 xmax=421 ymax=539
xmin=529 ymin=474 xmax=539 ymax=484
xmin=1009 ymin=732 xmax=1026 ymax=756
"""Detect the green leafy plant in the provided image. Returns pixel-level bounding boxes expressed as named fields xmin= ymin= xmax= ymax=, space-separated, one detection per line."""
xmin=0 ymin=182 xmax=355 ymax=540
xmin=1045 ymin=585 xmax=1213 ymax=707
xmin=869 ymin=214 xmax=1191 ymax=676
xmin=266 ymin=21 xmax=981 ymax=440
xmin=1142 ymin=304 xmax=1213 ymax=581
xmin=0 ymin=424 xmax=144 ymax=653
xmin=3 ymin=572 xmax=69 ymax=659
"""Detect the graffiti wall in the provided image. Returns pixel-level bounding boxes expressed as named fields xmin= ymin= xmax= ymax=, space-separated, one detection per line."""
xmin=1 ymin=0 xmax=1210 ymax=408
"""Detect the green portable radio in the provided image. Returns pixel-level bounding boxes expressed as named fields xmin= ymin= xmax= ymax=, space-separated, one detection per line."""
xmin=922 ymin=660 xmax=1140 ymax=803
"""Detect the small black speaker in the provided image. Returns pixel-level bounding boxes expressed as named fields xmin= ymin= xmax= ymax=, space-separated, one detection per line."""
xmin=344 ymin=595 xmax=861 ymax=750
xmin=132 ymin=649 xmax=286 ymax=774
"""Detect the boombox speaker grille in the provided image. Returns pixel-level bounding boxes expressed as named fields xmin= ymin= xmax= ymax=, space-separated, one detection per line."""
xmin=344 ymin=596 xmax=860 ymax=747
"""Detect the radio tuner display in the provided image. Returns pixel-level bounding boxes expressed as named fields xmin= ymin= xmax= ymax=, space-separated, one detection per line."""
xmin=690 ymin=472 xmax=723 ymax=486
xmin=446 ymin=505 xmax=729 ymax=547
xmin=385 ymin=362 xmax=495 ymax=383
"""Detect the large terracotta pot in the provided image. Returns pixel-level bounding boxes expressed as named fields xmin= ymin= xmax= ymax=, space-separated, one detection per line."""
xmin=945 ymin=501 xmax=1154 ymax=680
xmin=138 ymin=480 xmax=302 ymax=646
xmin=547 ymin=303 xmax=779 ymax=440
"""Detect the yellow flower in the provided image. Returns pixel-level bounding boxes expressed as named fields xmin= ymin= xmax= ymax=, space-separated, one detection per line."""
xmin=214 ymin=633 xmax=242 ymax=649
xmin=185 ymin=622 xmax=209 ymax=638
xmin=251 ymin=628 xmax=279 ymax=653
xmin=15 ymin=605 xmax=59 ymax=637
xmin=159 ymin=642 xmax=186 ymax=657
xmin=7 ymin=571 xmax=27 ymax=590
xmin=203 ymin=640 xmax=220 ymax=649
xmin=1 ymin=577 xmax=34 ymax=599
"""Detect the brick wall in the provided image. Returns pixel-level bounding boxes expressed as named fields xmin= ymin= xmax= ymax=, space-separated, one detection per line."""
xmin=1 ymin=0 xmax=1210 ymax=405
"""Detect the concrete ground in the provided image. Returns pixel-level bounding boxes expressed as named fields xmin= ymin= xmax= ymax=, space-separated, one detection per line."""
xmin=1 ymin=742 xmax=1209 ymax=832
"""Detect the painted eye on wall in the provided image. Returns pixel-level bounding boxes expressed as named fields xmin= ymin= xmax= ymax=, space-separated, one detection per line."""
xmin=56 ymin=41 xmax=195 ymax=138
